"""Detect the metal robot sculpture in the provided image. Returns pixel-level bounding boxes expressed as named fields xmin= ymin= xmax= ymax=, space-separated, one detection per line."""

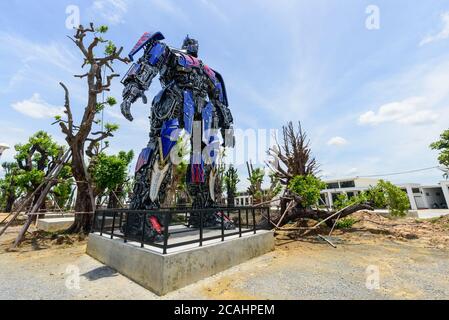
xmin=120 ymin=32 xmax=235 ymax=242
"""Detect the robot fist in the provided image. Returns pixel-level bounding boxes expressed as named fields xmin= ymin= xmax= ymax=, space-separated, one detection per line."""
xmin=120 ymin=99 xmax=134 ymax=122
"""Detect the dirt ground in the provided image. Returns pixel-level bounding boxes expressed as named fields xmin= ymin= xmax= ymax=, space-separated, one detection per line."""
xmin=1 ymin=212 xmax=449 ymax=300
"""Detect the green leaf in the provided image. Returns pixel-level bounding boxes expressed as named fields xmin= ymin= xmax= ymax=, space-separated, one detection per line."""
xmin=96 ymin=25 xmax=109 ymax=33
xmin=104 ymin=123 xmax=119 ymax=132
xmin=105 ymin=41 xmax=116 ymax=56
xmin=106 ymin=97 xmax=117 ymax=106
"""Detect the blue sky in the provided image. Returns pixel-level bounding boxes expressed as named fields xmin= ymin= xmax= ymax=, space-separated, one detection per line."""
xmin=1 ymin=0 xmax=449 ymax=190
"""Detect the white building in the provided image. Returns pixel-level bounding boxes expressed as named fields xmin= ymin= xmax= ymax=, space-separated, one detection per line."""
xmin=0 ymin=143 xmax=10 ymax=160
xmin=231 ymin=177 xmax=449 ymax=212
xmin=321 ymin=177 xmax=449 ymax=210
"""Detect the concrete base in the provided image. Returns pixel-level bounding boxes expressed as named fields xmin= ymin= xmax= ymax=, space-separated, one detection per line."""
xmin=36 ymin=217 xmax=74 ymax=232
xmin=86 ymin=231 xmax=275 ymax=295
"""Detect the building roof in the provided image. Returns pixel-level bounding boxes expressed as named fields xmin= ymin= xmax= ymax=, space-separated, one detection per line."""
xmin=0 ymin=143 xmax=10 ymax=149
xmin=323 ymin=177 xmax=378 ymax=183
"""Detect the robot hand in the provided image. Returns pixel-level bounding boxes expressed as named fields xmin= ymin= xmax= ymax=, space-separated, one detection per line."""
xmin=121 ymin=83 xmax=148 ymax=122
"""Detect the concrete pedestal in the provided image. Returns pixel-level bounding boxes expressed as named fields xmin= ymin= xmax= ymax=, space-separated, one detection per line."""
xmin=86 ymin=230 xmax=274 ymax=295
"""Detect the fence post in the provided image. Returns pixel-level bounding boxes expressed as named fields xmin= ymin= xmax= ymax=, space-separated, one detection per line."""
xmin=238 ymin=209 xmax=242 ymax=238
xmin=163 ymin=213 xmax=170 ymax=255
xmin=124 ymin=212 xmax=128 ymax=243
xmin=141 ymin=213 xmax=146 ymax=248
xmin=252 ymin=208 xmax=256 ymax=234
xmin=267 ymin=207 xmax=271 ymax=230
xmin=221 ymin=210 xmax=225 ymax=242
xmin=199 ymin=211 xmax=203 ymax=247
xmin=100 ymin=211 xmax=106 ymax=236
xmin=92 ymin=211 xmax=97 ymax=233
xmin=110 ymin=212 xmax=116 ymax=239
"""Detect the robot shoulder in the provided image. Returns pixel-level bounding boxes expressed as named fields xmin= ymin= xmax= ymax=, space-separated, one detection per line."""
xmin=128 ymin=31 xmax=165 ymax=62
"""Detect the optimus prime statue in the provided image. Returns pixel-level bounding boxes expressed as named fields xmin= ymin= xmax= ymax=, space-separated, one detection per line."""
xmin=120 ymin=32 xmax=235 ymax=241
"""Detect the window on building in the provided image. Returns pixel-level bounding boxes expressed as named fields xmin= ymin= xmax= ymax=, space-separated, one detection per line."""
xmin=340 ymin=181 xmax=355 ymax=188
xmin=332 ymin=193 xmax=340 ymax=203
xmin=327 ymin=182 xmax=339 ymax=189
xmin=412 ymin=188 xmax=420 ymax=194
xmin=347 ymin=192 xmax=355 ymax=199
xmin=436 ymin=192 xmax=441 ymax=196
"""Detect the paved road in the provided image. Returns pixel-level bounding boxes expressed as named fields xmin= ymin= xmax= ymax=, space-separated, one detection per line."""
xmin=1 ymin=238 xmax=448 ymax=300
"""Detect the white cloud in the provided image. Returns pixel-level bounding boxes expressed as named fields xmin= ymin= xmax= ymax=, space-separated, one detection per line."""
xmin=327 ymin=136 xmax=348 ymax=146
xmin=0 ymin=32 xmax=78 ymax=74
xmin=359 ymin=96 xmax=438 ymax=126
xmin=11 ymin=94 xmax=64 ymax=119
xmin=420 ymin=12 xmax=449 ymax=46
xmin=92 ymin=0 xmax=128 ymax=25
xmin=199 ymin=0 xmax=229 ymax=23
xmin=148 ymin=0 xmax=190 ymax=23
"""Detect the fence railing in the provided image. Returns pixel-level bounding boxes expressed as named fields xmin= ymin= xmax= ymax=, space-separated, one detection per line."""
xmin=92 ymin=206 xmax=271 ymax=254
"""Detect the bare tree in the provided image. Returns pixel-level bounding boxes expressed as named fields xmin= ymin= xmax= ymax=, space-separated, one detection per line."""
xmin=54 ymin=23 xmax=128 ymax=233
xmin=267 ymin=121 xmax=319 ymax=186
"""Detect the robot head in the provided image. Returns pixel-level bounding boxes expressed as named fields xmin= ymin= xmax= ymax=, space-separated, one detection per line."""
xmin=182 ymin=35 xmax=199 ymax=57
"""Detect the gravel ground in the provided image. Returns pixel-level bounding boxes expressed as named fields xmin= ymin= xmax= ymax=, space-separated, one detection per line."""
xmin=1 ymin=233 xmax=449 ymax=300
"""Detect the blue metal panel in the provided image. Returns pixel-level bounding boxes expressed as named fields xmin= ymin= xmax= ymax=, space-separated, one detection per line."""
xmin=128 ymin=31 xmax=165 ymax=61
xmin=207 ymin=132 xmax=220 ymax=168
xmin=161 ymin=119 xmax=180 ymax=159
xmin=148 ymin=42 xmax=165 ymax=65
xmin=202 ymin=102 xmax=213 ymax=144
xmin=135 ymin=147 xmax=154 ymax=173
xmin=183 ymin=90 xmax=195 ymax=135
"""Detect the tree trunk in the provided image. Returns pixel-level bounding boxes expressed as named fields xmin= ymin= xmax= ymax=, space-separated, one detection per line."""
xmin=227 ymin=191 xmax=235 ymax=208
xmin=5 ymin=192 xmax=16 ymax=213
xmin=258 ymin=203 xmax=373 ymax=229
xmin=66 ymin=144 xmax=94 ymax=234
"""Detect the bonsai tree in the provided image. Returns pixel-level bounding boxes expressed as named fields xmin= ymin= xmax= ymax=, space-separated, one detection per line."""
xmin=267 ymin=121 xmax=319 ymax=212
xmin=0 ymin=162 xmax=20 ymax=212
xmin=53 ymin=23 xmax=128 ymax=233
xmin=91 ymin=150 xmax=134 ymax=208
xmin=14 ymin=131 xmax=63 ymax=212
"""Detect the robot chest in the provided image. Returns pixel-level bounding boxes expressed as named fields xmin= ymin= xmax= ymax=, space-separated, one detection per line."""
xmin=176 ymin=53 xmax=216 ymax=79
xmin=177 ymin=53 xmax=201 ymax=70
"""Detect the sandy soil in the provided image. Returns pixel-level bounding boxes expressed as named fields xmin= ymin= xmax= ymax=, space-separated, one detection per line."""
xmin=1 ymin=213 xmax=449 ymax=300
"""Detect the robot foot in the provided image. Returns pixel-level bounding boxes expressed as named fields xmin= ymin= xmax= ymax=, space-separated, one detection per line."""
xmin=189 ymin=211 xmax=236 ymax=230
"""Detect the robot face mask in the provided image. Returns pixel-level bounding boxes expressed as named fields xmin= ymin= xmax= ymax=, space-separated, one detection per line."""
xmin=182 ymin=36 xmax=199 ymax=57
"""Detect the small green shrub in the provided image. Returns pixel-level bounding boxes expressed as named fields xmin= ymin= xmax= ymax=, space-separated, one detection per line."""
xmin=335 ymin=217 xmax=357 ymax=229
xmin=288 ymin=175 xmax=326 ymax=208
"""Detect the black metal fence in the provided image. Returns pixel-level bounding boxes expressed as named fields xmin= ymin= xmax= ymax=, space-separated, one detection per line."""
xmin=92 ymin=206 xmax=271 ymax=254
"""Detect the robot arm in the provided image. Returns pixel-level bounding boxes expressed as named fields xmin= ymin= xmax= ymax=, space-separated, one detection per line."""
xmin=121 ymin=32 xmax=168 ymax=122
xmin=210 ymin=70 xmax=235 ymax=148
